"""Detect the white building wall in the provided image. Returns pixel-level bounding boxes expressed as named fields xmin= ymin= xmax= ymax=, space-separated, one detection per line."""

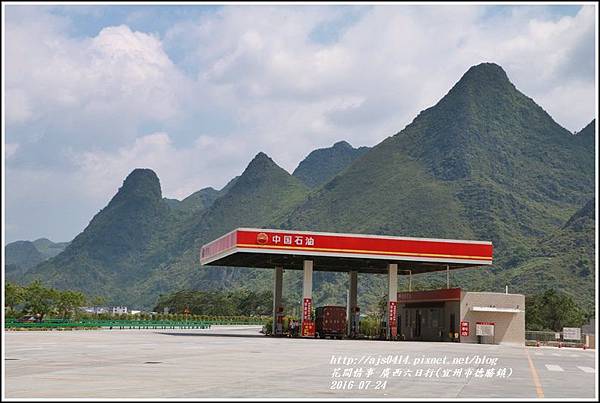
xmin=111 ymin=306 xmax=128 ymax=315
xmin=460 ymin=292 xmax=525 ymax=346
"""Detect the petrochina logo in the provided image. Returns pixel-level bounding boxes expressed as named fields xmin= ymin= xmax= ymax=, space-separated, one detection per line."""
xmin=257 ymin=232 xmax=269 ymax=244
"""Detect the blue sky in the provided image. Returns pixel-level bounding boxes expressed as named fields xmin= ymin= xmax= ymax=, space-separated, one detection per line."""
xmin=46 ymin=4 xmax=584 ymax=38
xmin=3 ymin=3 xmax=597 ymax=243
xmin=49 ymin=5 xmax=364 ymax=42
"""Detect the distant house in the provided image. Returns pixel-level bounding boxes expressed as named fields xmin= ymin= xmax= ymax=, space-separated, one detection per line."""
xmin=80 ymin=306 xmax=130 ymax=315
xmin=111 ymin=306 xmax=128 ymax=315
xmin=80 ymin=306 xmax=109 ymax=314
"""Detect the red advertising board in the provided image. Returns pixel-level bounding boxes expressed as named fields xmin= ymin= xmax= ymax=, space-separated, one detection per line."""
xmin=460 ymin=321 xmax=469 ymax=337
xmin=302 ymin=320 xmax=315 ymax=337
xmin=302 ymin=297 xmax=314 ymax=336
xmin=389 ymin=301 xmax=397 ymax=338
xmin=303 ymin=298 xmax=312 ymax=321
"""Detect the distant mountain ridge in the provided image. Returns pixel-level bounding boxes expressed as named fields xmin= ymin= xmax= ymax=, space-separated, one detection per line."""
xmin=9 ymin=62 xmax=596 ymax=311
xmin=164 ymin=176 xmax=241 ymax=216
xmin=5 ymin=238 xmax=69 ymax=282
xmin=32 ymin=238 xmax=70 ymax=259
xmin=5 ymin=241 xmax=44 ymax=271
xmin=292 ymin=141 xmax=370 ymax=188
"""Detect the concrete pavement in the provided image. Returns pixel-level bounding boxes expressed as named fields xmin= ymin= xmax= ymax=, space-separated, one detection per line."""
xmin=4 ymin=326 xmax=597 ymax=399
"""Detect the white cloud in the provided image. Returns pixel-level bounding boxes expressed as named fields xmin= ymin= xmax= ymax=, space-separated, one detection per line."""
xmin=5 ymin=15 xmax=190 ymax=144
xmin=164 ymin=4 xmax=595 ymax=170
xmin=4 ymin=5 xmax=596 ymax=242
xmin=74 ymin=132 xmax=253 ymax=202
xmin=8 ymin=5 xmax=594 ymax=154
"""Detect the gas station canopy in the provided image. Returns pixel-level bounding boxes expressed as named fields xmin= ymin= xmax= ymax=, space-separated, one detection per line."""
xmin=200 ymin=228 xmax=493 ymax=274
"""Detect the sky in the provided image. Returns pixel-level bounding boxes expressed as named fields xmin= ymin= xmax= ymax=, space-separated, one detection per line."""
xmin=3 ymin=3 xmax=597 ymax=243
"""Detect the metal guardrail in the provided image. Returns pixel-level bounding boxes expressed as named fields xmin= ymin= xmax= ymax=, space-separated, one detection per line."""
xmin=5 ymin=320 xmax=211 ymax=329
xmin=205 ymin=320 xmax=267 ymax=325
xmin=5 ymin=318 xmax=268 ymax=330
xmin=525 ymin=330 xmax=591 ymax=348
xmin=526 ymin=330 xmax=580 ymax=341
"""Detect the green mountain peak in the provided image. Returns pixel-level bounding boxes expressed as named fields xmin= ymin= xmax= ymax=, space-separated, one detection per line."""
xmin=245 ymin=152 xmax=280 ymax=172
xmin=459 ymin=62 xmax=510 ymax=85
xmin=235 ymin=152 xmax=295 ymax=187
xmin=293 ymin=141 xmax=370 ymax=188
xmin=444 ymin=62 xmax=515 ymax=100
xmin=429 ymin=62 xmax=518 ymax=121
xmin=115 ymin=168 xmax=162 ymax=201
xmin=332 ymin=140 xmax=353 ymax=149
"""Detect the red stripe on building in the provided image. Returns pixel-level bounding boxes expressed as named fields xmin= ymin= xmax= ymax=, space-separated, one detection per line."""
xmin=398 ymin=288 xmax=462 ymax=302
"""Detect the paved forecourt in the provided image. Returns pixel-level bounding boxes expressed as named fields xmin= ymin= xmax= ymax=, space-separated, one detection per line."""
xmin=4 ymin=326 xmax=596 ymax=399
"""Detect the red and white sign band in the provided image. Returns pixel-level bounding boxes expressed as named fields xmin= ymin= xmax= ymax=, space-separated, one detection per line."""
xmin=201 ymin=229 xmax=493 ymax=265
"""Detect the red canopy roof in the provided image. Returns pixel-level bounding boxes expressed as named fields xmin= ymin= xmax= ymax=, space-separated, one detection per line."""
xmin=200 ymin=228 xmax=493 ymax=274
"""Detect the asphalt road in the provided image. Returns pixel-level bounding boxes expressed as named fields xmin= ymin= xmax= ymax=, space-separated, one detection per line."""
xmin=3 ymin=326 xmax=597 ymax=399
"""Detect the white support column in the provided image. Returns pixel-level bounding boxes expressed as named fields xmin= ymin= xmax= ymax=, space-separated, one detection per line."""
xmin=272 ymin=266 xmax=283 ymax=336
xmin=446 ymin=265 xmax=450 ymax=289
xmin=301 ymin=260 xmax=314 ymax=336
xmin=387 ymin=263 xmax=398 ymax=340
xmin=348 ymin=271 xmax=358 ymax=337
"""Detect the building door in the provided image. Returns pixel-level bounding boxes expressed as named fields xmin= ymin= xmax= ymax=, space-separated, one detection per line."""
xmin=450 ymin=313 xmax=456 ymax=341
xmin=415 ymin=310 xmax=422 ymax=338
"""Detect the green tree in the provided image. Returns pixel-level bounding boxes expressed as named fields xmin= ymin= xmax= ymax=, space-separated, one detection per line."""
xmin=5 ymin=282 xmax=25 ymax=314
xmin=22 ymin=280 xmax=56 ymax=321
xmin=90 ymin=295 xmax=107 ymax=307
xmin=360 ymin=313 xmax=382 ymax=338
xmin=56 ymin=290 xmax=86 ymax=319
xmin=526 ymin=289 xmax=588 ymax=331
